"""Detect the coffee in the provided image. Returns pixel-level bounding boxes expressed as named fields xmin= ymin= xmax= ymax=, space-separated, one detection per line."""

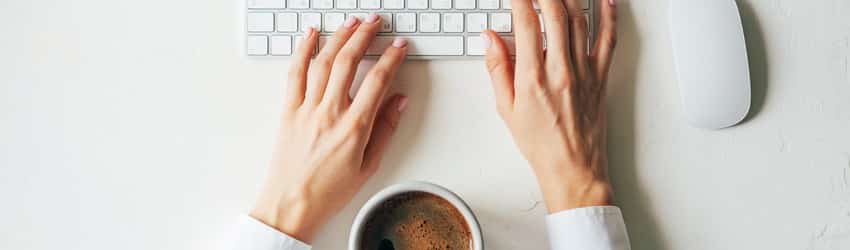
xmin=359 ymin=192 xmax=471 ymax=250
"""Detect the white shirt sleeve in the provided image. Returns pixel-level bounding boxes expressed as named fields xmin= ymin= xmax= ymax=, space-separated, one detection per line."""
xmin=546 ymin=206 xmax=631 ymax=250
xmin=231 ymin=215 xmax=311 ymax=250
xmin=233 ymin=206 xmax=628 ymax=250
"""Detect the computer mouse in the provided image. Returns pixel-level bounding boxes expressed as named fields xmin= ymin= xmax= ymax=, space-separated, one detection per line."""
xmin=669 ymin=0 xmax=751 ymax=129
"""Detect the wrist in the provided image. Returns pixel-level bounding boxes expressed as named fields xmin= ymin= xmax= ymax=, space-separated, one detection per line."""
xmin=535 ymin=168 xmax=613 ymax=213
xmin=250 ymin=189 xmax=318 ymax=243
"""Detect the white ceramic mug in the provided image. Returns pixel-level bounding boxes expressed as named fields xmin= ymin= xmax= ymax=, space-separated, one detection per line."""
xmin=348 ymin=181 xmax=484 ymax=250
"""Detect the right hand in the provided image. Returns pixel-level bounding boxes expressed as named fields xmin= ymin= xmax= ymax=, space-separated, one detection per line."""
xmin=481 ymin=0 xmax=618 ymax=213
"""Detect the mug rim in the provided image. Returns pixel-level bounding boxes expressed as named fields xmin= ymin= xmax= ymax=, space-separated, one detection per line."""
xmin=348 ymin=181 xmax=484 ymax=250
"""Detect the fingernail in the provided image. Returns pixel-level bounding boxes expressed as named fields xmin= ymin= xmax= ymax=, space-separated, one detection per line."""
xmin=397 ymin=96 xmax=409 ymax=112
xmin=302 ymin=27 xmax=314 ymax=39
xmin=365 ymin=13 xmax=380 ymax=23
xmin=392 ymin=37 xmax=408 ymax=48
xmin=343 ymin=16 xmax=359 ymax=28
xmin=480 ymin=32 xmax=492 ymax=49
xmin=609 ymin=0 xmax=615 ymax=5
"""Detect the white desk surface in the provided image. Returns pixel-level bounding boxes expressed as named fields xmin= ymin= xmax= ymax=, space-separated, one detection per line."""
xmin=2 ymin=0 xmax=849 ymax=249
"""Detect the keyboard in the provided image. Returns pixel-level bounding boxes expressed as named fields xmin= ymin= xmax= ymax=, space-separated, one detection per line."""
xmin=245 ymin=0 xmax=593 ymax=59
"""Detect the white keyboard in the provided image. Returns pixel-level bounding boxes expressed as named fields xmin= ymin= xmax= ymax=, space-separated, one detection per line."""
xmin=245 ymin=0 xmax=593 ymax=59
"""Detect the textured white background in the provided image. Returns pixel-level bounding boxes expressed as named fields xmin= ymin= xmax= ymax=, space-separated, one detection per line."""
xmin=1 ymin=0 xmax=849 ymax=249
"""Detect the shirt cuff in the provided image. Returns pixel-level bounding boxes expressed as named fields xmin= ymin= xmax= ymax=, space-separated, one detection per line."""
xmin=545 ymin=206 xmax=631 ymax=250
xmin=232 ymin=215 xmax=311 ymax=250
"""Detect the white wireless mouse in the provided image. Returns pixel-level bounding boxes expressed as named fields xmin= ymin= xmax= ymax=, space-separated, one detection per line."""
xmin=670 ymin=0 xmax=751 ymax=129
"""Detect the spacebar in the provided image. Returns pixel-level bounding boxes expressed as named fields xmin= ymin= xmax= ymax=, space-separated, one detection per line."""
xmin=366 ymin=36 xmax=464 ymax=56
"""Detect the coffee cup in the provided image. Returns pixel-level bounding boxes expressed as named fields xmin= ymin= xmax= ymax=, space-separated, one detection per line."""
xmin=348 ymin=181 xmax=484 ymax=250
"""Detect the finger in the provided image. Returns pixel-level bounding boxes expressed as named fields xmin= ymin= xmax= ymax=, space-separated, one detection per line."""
xmin=482 ymin=31 xmax=516 ymax=114
xmin=323 ymin=14 xmax=382 ymax=108
xmin=359 ymin=95 xmax=408 ymax=179
xmin=563 ymin=0 xmax=585 ymax=14
xmin=591 ymin=0 xmax=617 ymax=83
xmin=511 ymin=0 xmax=544 ymax=70
xmin=284 ymin=28 xmax=318 ymax=110
xmin=570 ymin=15 xmax=590 ymax=81
xmin=349 ymin=38 xmax=407 ymax=121
xmin=303 ymin=17 xmax=361 ymax=107
xmin=538 ymin=0 xmax=571 ymax=68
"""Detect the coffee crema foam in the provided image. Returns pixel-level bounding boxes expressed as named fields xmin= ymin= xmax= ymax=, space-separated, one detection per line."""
xmin=360 ymin=192 xmax=472 ymax=250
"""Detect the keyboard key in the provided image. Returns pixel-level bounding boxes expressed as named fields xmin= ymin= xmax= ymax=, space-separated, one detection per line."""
xmin=289 ymin=0 xmax=309 ymax=8
xmin=247 ymin=35 xmax=269 ymax=55
xmin=490 ymin=13 xmax=511 ymax=32
xmin=431 ymin=0 xmax=451 ymax=9
xmin=366 ymin=36 xmax=464 ymax=56
xmin=348 ymin=12 xmax=368 ymax=20
xmin=419 ymin=13 xmax=440 ymax=33
xmin=395 ymin=13 xmax=416 ymax=32
xmin=324 ymin=13 xmax=345 ymax=31
xmin=312 ymin=0 xmax=333 ymax=9
xmin=384 ymin=0 xmax=404 ymax=9
xmin=466 ymin=35 xmax=486 ymax=56
xmin=277 ymin=13 xmax=298 ymax=32
xmin=248 ymin=0 xmax=284 ymax=9
xmin=466 ymin=13 xmax=486 ymax=33
xmin=466 ymin=35 xmax=515 ymax=55
xmin=408 ymin=0 xmax=428 ymax=9
xmin=377 ymin=13 xmax=394 ymax=32
xmin=301 ymin=13 xmax=322 ymax=31
xmin=502 ymin=0 xmax=511 ymax=9
xmin=442 ymin=13 xmax=463 ymax=33
xmin=582 ymin=0 xmax=590 ymax=10
xmin=337 ymin=0 xmax=356 ymax=9
xmin=479 ymin=0 xmax=499 ymax=9
xmin=455 ymin=0 xmax=475 ymax=9
xmin=293 ymin=35 xmax=317 ymax=55
xmin=270 ymin=36 xmax=293 ymax=55
xmin=247 ymin=13 xmax=275 ymax=32
xmin=360 ymin=0 xmax=381 ymax=9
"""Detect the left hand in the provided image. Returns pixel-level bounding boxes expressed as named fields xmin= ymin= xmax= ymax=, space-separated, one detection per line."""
xmin=249 ymin=14 xmax=409 ymax=243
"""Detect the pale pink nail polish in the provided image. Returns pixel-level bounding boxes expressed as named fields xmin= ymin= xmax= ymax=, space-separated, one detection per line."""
xmin=343 ymin=16 xmax=359 ymax=28
xmin=302 ymin=27 xmax=314 ymax=40
xmin=480 ymin=32 xmax=492 ymax=49
xmin=397 ymin=96 xmax=409 ymax=112
xmin=365 ymin=13 xmax=380 ymax=23
xmin=392 ymin=37 xmax=408 ymax=48
xmin=609 ymin=0 xmax=615 ymax=6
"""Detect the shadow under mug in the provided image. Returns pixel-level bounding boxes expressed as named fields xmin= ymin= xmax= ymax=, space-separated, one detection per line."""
xmin=348 ymin=181 xmax=484 ymax=250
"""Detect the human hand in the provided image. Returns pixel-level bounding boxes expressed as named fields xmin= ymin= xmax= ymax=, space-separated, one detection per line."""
xmin=482 ymin=0 xmax=618 ymax=213
xmin=249 ymin=14 xmax=409 ymax=243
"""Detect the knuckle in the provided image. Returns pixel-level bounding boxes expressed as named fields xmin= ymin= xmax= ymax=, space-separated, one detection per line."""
xmin=313 ymin=55 xmax=334 ymax=69
xmin=334 ymin=50 xmax=361 ymax=66
xmin=486 ymin=58 xmax=509 ymax=73
xmin=603 ymin=35 xmax=618 ymax=50
xmin=344 ymin=121 xmax=367 ymax=138
xmin=368 ymin=67 xmax=391 ymax=81
xmin=569 ymin=15 xmax=587 ymax=24
xmin=549 ymin=12 xmax=568 ymax=23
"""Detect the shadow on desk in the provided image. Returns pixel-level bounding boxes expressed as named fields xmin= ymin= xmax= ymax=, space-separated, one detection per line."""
xmin=607 ymin=1 xmax=669 ymax=250
xmin=738 ymin=0 xmax=771 ymax=123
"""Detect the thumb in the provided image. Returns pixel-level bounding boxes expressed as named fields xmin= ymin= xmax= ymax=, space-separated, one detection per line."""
xmin=482 ymin=31 xmax=516 ymax=114
xmin=359 ymin=95 xmax=408 ymax=179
